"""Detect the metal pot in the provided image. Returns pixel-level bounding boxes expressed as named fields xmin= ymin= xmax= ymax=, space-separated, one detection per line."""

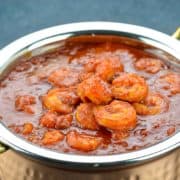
xmin=0 ymin=22 xmax=179 ymax=180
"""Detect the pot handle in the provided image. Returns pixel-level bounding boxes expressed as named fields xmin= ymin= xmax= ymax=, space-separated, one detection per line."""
xmin=172 ymin=27 xmax=180 ymax=40
xmin=0 ymin=143 xmax=6 ymax=153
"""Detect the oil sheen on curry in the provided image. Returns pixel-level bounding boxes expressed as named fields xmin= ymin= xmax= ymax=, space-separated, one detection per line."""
xmin=0 ymin=35 xmax=179 ymax=155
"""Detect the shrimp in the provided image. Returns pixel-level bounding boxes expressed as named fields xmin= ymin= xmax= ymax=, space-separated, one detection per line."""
xmin=75 ymin=103 xmax=99 ymax=130
xmin=22 ymin=123 xmax=33 ymax=135
xmin=95 ymin=57 xmax=124 ymax=81
xmin=15 ymin=95 xmax=36 ymax=114
xmin=40 ymin=111 xmax=73 ymax=129
xmin=112 ymin=73 xmax=148 ymax=102
xmin=77 ymin=75 xmax=112 ymax=105
xmin=48 ymin=67 xmax=81 ymax=87
xmin=66 ymin=130 xmax=102 ymax=151
xmin=134 ymin=58 xmax=164 ymax=73
xmin=55 ymin=114 xmax=73 ymax=129
xmin=42 ymin=130 xmax=64 ymax=145
xmin=94 ymin=100 xmax=137 ymax=131
xmin=43 ymin=87 xmax=80 ymax=114
xmin=84 ymin=56 xmax=124 ymax=81
xmin=40 ymin=111 xmax=56 ymax=128
xmin=132 ymin=92 xmax=169 ymax=115
xmin=158 ymin=73 xmax=180 ymax=95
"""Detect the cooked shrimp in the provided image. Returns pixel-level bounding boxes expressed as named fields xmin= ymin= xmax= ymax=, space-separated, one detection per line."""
xmin=134 ymin=58 xmax=164 ymax=73
xmin=40 ymin=111 xmax=73 ymax=129
xmin=15 ymin=95 xmax=36 ymax=114
xmin=40 ymin=111 xmax=56 ymax=128
xmin=22 ymin=123 xmax=33 ymax=135
xmin=133 ymin=92 xmax=169 ymax=115
xmin=158 ymin=73 xmax=180 ymax=95
xmin=95 ymin=57 xmax=124 ymax=81
xmin=112 ymin=73 xmax=148 ymax=102
xmin=75 ymin=103 xmax=99 ymax=130
xmin=84 ymin=56 xmax=123 ymax=81
xmin=94 ymin=100 xmax=137 ymax=131
xmin=55 ymin=114 xmax=73 ymax=129
xmin=77 ymin=75 xmax=112 ymax=105
xmin=43 ymin=88 xmax=79 ymax=114
xmin=48 ymin=67 xmax=81 ymax=87
xmin=42 ymin=130 xmax=64 ymax=145
xmin=66 ymin=130 xmax=102 ymax=151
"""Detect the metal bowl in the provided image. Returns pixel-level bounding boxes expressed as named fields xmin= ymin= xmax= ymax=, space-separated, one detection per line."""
xmin=0 ymin=22 xmax=179 ymax=179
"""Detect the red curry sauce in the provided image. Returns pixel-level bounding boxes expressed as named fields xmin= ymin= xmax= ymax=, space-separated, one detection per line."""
xmin=0 ymin=35 xmax=179 ymax=155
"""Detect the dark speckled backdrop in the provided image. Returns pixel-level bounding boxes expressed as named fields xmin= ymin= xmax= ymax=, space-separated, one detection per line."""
xmin=0 ymin=0 xmax=179 ymax=48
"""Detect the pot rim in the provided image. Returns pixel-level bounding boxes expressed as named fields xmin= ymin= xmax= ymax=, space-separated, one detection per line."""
xmin=0 ymin=22 xmax=179 ymax=168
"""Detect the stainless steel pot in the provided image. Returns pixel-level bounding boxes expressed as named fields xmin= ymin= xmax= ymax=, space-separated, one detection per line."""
xmin=0 ymin=22 xmax=179 ymax=180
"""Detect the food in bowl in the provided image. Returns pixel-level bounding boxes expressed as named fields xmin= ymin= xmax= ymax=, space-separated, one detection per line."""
xmin=0 ymin=35 xmax=179 ymax=155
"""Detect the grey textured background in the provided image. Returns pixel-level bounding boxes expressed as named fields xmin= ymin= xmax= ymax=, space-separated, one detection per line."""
xmin=0 ymin=0 xmax=179 ymax=48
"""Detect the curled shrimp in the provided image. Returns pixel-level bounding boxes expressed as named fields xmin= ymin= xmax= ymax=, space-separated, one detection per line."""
xmin=43 ymin=88 xmax=79 ymax=114
xmin=134 ymin=58 xmax=164 ymax=73
xmin=48 ymin=67 xmax=81 ymax=87
xmin=96 ymin=57 xmax=124 ymax=81
xmin=66 ymin=130 xmax=102 ymax=151
xmin=132 ymin=92 xmax=169 ymax=115
xmin=75 ymin=103 xmax=99 ymax=130
xmin=77 ymin=75 xmax=112 ymax=105
xmin=112 ymin=73 xmax=148 ymax=102
xmin=94 ymin=100 xmax=137 ymax=131
xmin=84 ymin=56 xmax=124 ymax=81
xmin=157 ymin=72 xmax=180 ymax=95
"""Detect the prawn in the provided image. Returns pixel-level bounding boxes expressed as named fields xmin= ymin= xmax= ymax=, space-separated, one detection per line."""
xmin=75 ymin=103 xmax=99 ymax=130
xmin=94 ymin=100 xmax=137 ymax=131
xmin=43 ymin=88 xmax=79 ymax=114
xmin=112 ymin=73 xmax=148 ymax=102
xmin=66 ymin=130 xmax=102 ymax=152
xmin=133 ymin=92 xmax=169 ymax=115
xmin=77 ymin=75 xmax=112 ymax=105
xmin=134 ymin=57 xmax=164 ymax=73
